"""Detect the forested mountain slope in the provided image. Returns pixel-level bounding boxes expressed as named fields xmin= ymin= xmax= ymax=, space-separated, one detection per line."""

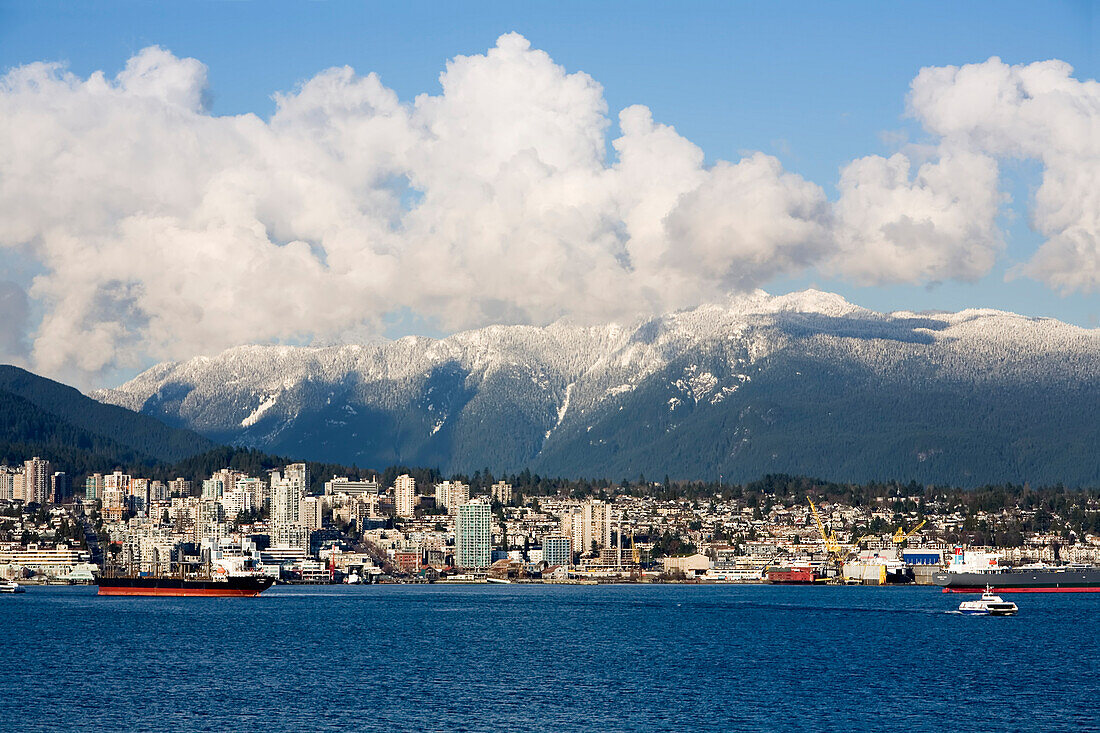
xmin=1 ymin=365 xmax=215 ymax=467
xmin=92 ymin=290 xmax=1100 ymax=486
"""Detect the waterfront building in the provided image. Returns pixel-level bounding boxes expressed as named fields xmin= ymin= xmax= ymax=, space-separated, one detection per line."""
xmin=434 ymin=480 xmax=470 ymax=515
xmin=543 ymin=534 xmax=572 ymax=567
xmin=661 ymin=553 xmax=712 ymax=576
xmin=395 ymin=474 xmax=417 ymax=517
xmin=456 ymin=499 xmax=492 ymax=569
xmin=394 ymin=549 xmax=421 ymax=572
xmin=0 ymin=542 xmax=92 ymax=579
xmin=490 ymin=481 xmax=513 ymax=504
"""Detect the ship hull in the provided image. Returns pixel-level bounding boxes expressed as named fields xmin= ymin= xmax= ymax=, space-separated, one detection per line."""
xmin=97 ymin=575 xmax=275 ymax=597
xmin=766 ymin=568 xmax=825 ymax=584
xmin=935 ymin=568 xmax=1100 ymax=593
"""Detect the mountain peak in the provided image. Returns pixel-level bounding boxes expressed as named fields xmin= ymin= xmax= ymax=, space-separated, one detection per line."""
xmin=89 ymin=290 xmax=1100 ymax=487
xmin=726 ymin=288 xmax=866 ymax=319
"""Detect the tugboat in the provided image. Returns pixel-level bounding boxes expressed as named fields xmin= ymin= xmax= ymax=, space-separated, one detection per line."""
xmin=958 ymin=585 xmax=1018 ymax=616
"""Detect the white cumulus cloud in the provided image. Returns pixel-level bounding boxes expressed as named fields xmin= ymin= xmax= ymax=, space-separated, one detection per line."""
xmin=0 ymin=39 xmax=1097 ymax=385
xmin=906 ymin=57 xmax=1100 ymax=293
xmin=830 ymin=147 xmax=1003 ymax=284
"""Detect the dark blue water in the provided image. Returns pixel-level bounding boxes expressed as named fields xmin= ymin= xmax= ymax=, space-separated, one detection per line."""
xmin=2 ymin=585 xmax=1097 ymax=732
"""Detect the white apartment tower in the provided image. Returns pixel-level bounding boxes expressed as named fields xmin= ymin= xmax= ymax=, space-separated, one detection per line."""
xmin=270 ymin=463 xmax=309 ymax=526
xmin=394 ymin=474 xmax=417 ymax=517
xmin=434 ymin=480 xmax=470 ymax=515
xmin=561 ymin=500 xmax=613 ymax=555
xmin=490 ymin=481 xmax=513 ymax=504
xmin=0 ymin=467 xmax=16 ymax=501
xmin=299 ymin=496 xmax=323 ymax=530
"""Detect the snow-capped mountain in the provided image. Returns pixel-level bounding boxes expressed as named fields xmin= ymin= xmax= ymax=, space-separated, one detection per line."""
xmin=91 ymin=290 xmax=1100 ymax=486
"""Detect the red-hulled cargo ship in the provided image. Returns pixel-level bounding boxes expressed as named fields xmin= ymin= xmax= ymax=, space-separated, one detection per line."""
xmin=97 ymin=574 xmax=275 ymax=597
xmin=766 ymin=565 xmax=825 ymax=584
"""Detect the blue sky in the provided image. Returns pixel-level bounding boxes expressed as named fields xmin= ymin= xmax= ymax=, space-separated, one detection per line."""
xmin=0 ymin=1 xmax=1096 ymax=383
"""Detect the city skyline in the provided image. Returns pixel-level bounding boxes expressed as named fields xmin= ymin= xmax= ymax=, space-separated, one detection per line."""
xmin=3 ymin=6 xmax=1097 ymax=731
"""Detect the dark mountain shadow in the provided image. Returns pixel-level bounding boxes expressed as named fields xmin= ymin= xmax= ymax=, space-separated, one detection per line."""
xmin=773 ymin=312 xmax=949 ymax=344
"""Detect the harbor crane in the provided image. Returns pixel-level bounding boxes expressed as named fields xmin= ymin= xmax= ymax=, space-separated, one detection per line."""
xmin=808 ymin=498 xmax=869 ymax=572
xmin=892 ymin=519 xmax=926 ymax=545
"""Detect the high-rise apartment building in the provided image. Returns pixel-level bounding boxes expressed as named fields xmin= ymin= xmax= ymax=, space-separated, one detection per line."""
xmin=104 ymin=471 xmax=131 ymax=495
xmin=0 ymin=467 xmax=17 ymax=501
xmin=271 ymin=477 xmax=299 ymax=525
xmin=219 ymin=488 xmax=252 ymax=522
xmin=394 ymin=474 xmax=417 ymax=517
xmin=284 ymin=463 xmax=309 ymax=495
xmin=490 ymin=481 xmax=513 ymax=504
xmin=268 ymin=463 xmax=309 ymax=526
xmin=201 ymin=478 xmax=224 ymax=500
xmin=51 ymin=472 xmax=70 ymax=503
xmin=23 ymin=457 xmax=51 ymax=504
xmin=456 ymin=499 xmax=492 ymax=569
xmin=235 ymin=477 xmax=266 ymax=509
xmin=167 ymin=478 xmax=192 ymax=497
xmin=434 ymin=480 xmax=469 ymax=515
xmin=299 ymin=496 xmax=323 ymax=530
xmin=130 ymin=478 xmax=150 ymax=516
xmin=149 ymin=481 xmax=169 ymax=502
xmin=561 ymin=500 xmax=613 ymax=555
xmin=84 ymin=473 xmax=106 ymax=501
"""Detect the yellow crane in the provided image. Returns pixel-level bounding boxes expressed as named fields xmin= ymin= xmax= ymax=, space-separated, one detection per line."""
xmin=808 ymin=498 xmax=840 ymax=554
xmin=808 ymin=499 xmax=868 ymax=571
xmin=892 ymin=519 xmax=926 ymax=544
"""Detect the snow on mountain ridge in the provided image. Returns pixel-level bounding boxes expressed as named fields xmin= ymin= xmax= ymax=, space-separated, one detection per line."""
xmin=90 ymin=290 xmax=1100 ymax=441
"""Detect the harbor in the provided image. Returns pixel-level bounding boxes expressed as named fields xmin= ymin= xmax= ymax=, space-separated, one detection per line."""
xmin=5 ymin=465 xmax=1100 ymax=594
